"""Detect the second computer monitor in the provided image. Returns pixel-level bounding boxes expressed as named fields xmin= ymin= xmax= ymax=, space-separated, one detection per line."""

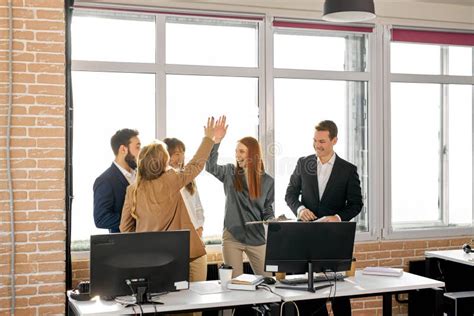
xmin=265 ymin=222 xmax=356 ymax=274
xmin=90 ymin=230 xmax=190 ymax=300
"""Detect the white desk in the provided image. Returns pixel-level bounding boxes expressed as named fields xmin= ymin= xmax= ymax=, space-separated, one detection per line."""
xmin=271 ymin=271 xmax=445 ymax=316
xmin=69 ymin=274 xmax=444 ymax=316
xmin=425 ymin=249 xmax=474 ymax=266
xmin=68 ymin=281 xmax=281 ymax=315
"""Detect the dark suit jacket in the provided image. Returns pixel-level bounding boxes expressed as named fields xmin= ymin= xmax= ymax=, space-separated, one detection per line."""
xmin=93 ymin=163 xmax=129 ymax=233
xmin=285 ymin=154 xmax=363 ymax=221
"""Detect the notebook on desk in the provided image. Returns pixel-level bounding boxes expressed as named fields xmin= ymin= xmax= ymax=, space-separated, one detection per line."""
xmin=231 ymin=274 xmax=264 ymax=285
xmin=362 ymin=267 xmax=403 ymax=277
xmin=227 ymin=274 xmax=264 ymax=291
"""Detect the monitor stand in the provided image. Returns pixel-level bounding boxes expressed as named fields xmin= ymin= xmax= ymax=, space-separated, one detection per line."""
xmin=135 ymin=283 xmax=149 ymax=304
xmin=121 ymin=278 xmax=152 ymax=304
xmin=276 ymin=262 xmax=334 ymax=293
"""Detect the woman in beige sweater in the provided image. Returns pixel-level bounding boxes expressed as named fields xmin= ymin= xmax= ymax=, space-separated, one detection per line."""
xmin=120 ymin=117 xmax=218 ymax=283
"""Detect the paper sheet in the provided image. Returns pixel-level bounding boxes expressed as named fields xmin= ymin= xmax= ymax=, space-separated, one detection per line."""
xmin=190 ymin=282 xmax=230 ymax=295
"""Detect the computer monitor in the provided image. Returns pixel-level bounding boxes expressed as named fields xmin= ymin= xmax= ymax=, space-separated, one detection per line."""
xmin=265 ymin=222 xmax=356 ymax=292
xmin=90 ymin=230 xmax=190 ymax=302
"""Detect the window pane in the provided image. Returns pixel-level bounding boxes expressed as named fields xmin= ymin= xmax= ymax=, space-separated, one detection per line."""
xmin=391 ymin=42 xmax=441 ymax=75
xmin=274 ymin=79 xmax=369 ymax=231
xmin=166 ymin=75 xmax=259 ymax=239
xmin=448 ymin=46 xmax=473 ymax=76
xmin=72 ymin=12 xmax=155 ymax=62
xmin=391 ymin=83 xmax=440 ymax=224
xmin=448 ymin=84 xmax=472 ymax=224
xmin=274 ymin=30 xmax=368 ymax=71
xmin=71 ymin=72 xmax=155 ymax=243
xmin=166 ymin=17 xmax=258 ymax=67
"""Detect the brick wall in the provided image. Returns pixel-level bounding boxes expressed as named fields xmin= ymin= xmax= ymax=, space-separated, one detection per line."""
xmin=0 ymin=0 xmax=66 ymax=315
xmin=72 ymin=237 xmax=470 ymax=316
xmin=350 ymin=237 xmax=469 ymax=315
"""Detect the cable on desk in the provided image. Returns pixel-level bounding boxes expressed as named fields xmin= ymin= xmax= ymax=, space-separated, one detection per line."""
xmin=257 ymin=284 xmax=276 ymax=294
xmin=332 ymin=271 xmax=338 ymax=312
xmin=280 ymin=301 xmax=299 ymax=316
xmin=126 ymin=303 xmax=144 ymax=315
xmin=310 ymin=272 xmax=334 ymax=316
xmin=324 ymin=271 xmax=334 ymax=304
xmin=328 ymin=270 xmax=340 ymax=315
xmin=126 ymin=279 xmax=135 ymax=295
xmin=436 ymin=261 xmax=447 ymax=292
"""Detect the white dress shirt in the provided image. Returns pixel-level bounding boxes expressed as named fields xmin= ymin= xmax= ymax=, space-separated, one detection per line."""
xmin=113 ymin=161 xmax=136 ymax=184
xmin=297 ymin=153 xmax=340 ymax=221
xmin=316 ymin=153 xmax=336 ymax=199
xmin=181 ymin=187 xmax=205 ymax=229
xmin=170 ymin=166 xmax=205 ymax=230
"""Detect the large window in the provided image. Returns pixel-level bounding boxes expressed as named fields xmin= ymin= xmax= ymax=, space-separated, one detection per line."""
xmin=71 ymin=12 xmax=261 ymax=246
xmin=70 ymin=9 xmax=474 ymax=249
xmin=72 ymin=13 xmax=155 ymax=62
xmin=389 ymin=30 xmax=473 ymax=233
xmin=166 ymin=17 xmax=258 ymax=67
xmin=273 ymin=24 xmax=371 ymax=232
xmin=164 ymin=18 xmax=260 ymax=239
xmin=391 ymin=82 xmax=440 ymax=223
xmin=166 ymin=75 xmax=259 ymax=238
xmin=71 ymin=72 xmax=155 ymax=243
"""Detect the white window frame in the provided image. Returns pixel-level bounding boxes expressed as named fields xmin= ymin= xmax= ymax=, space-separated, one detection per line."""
xmin=269 ymin=21 xmax=379 ymax=242
xmin=382 ymin=24 xmax=474 ymax=240
xmin=71 ymin=9 xmax=266 ymax=246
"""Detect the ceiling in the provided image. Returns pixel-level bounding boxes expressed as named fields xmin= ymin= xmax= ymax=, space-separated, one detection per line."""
xmin=141 ymin=0 xmax=474 ymax=8
xmin=84 ymin=0 xmax=474 ymax=8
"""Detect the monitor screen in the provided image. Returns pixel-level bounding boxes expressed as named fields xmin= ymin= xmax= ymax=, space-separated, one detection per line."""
xmin=90 ymin=230 xmax=190 ymax=299
xmin=265 ymin=222 xmax=356 ymax=274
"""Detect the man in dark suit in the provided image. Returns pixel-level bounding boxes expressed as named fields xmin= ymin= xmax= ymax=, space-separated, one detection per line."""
xmin=93 ymin=129 xmax=140 ymax=233
xmin=285 ymin=120 xmax=363 ymax=316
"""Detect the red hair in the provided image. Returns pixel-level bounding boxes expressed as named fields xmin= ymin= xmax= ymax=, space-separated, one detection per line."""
xmin=234 ymin=137 xmax=265 ymax=200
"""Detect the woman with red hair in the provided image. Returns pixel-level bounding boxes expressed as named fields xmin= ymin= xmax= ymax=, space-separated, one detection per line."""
xmin=206 ymin=116 xmax=274 ymax=277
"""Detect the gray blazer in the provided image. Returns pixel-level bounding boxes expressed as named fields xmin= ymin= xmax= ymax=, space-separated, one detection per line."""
xmin=206 ymin=143 xmax=275 ymax=246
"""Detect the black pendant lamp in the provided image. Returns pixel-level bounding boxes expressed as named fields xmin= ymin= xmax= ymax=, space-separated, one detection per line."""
xmin=322 ymin=0 xmax=376 ymax=23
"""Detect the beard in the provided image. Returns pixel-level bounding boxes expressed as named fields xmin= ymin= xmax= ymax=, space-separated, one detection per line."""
xmin=125 ymin=151 xmax=137 ymax=170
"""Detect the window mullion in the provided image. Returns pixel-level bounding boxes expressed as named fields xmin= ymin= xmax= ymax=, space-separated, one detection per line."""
xmin=346 ymin=34 xmax=369 ymax=231
xmin=262 ymin=16 xmax=274 ymax=178
xmin=382 ymin=24 xmax=392 ymax=239
xmin=156 ymin=14 xmax=166 ymax=139
xmin=440 ymin=46 xmax=449 ymax=225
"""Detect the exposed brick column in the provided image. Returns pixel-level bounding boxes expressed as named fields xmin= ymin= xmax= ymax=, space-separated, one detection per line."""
xmin=0 ymin=0 xmax=66 ymax=314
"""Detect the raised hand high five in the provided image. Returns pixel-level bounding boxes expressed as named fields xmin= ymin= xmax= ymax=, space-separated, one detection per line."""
xmin=204 ymin=116 xmax=216 ymax=140
xmin=214 ymin=115 xmax=228 ymax=144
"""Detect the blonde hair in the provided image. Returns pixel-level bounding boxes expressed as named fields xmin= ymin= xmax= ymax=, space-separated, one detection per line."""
xmin=234 ymin=137 xmax=265 ymax=200
xmin=130 ymin=141 xmax=170 ymax=220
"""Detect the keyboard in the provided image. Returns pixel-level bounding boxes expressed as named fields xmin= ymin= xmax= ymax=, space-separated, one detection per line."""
xmin=279 ymin=273 xmax=346 ymax=285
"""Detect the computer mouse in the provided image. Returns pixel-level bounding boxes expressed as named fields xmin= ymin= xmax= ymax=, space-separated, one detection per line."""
xmin=262 ymin=277 xmax=276 ymax=285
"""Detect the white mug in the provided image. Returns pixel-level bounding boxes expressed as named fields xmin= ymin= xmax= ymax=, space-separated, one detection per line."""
xmin=218 ymin=265 xmax=233 ymax=289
